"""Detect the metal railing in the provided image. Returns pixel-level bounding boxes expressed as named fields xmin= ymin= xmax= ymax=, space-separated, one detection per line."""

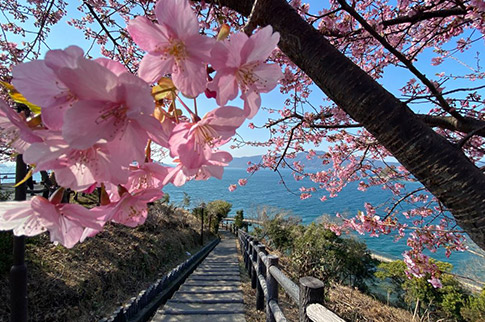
xmin=236 ymin=229 xmax=345 ymax=322
xmin=0 ymin=172 xmax=16 ymax=184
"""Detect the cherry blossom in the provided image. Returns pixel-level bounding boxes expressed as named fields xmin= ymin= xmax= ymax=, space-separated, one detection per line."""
xmin=102 ymin=188 xmax=163 ymax=227
xmin=0 ymin=99 xmax=41 ymax=153
xmin=125 ymin=162 xmax=170 ymax=192
xmin=166 ymin=150 xmax=233 ymax=186
xmin=23 ymin=132 xmax=129 ymax=191
xmin=52 ymin=48 xmax=167 ymax=157
xmin=168 ymin=106 xmax=246 ymax=171
xmin=127 ymin=0 xmax=214 ymax=97
xmin=0 ymin=194 xmax=104 ymax=248
xmin=12 ymin=46 xmax=83 ymax=130
xmin=209 ymin=26 xmax=283 ymax=118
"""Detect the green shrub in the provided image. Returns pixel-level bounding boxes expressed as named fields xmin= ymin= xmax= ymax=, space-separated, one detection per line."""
xmin=234 ymin=210 xmax=248 ymax=231
xmin=461 ymin=289 xmax=485 ymax=321
xmin=291 ymin=223 xmax=375 ymax=291
xmin=263 ymin=215 xmax=298 ymax=251
xmin=206 ymin=200 xmax=231 ymax=233
xmin=376 ymin=259 xmax=469 ymax=320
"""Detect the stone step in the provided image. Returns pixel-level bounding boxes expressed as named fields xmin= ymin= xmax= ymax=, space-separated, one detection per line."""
xmin=153 ymin=313 xmax=245 ymax=322
xmin=187 ymin=276 xmax=241 ymax=282
xmin=192 ymin=269 xmax=240 ymax=274
xmin=200 ymin=261 xmax=239 ymax=265
xmin=182 ymin=282 xmax=241 ymax=288
xmin=178 ymin=284 xmax=242 ymax=293
xmin=162 ymin=301 xmax=245 ymax=313
xmin=197 ymin=265 xmax=239 ymax=270
xmin=171 ymin=291 xmax=243 ymax=302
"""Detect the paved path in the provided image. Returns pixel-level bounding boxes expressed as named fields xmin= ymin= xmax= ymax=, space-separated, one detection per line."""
xmin=151 ymin=231 xmax=246 ymax=322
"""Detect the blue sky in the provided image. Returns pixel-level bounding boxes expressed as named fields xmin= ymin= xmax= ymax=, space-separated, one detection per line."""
xmin=2 ymin=0 xmax=483 ymax=159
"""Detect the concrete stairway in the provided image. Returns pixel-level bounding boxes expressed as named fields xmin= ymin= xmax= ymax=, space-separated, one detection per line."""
xmin=151 ymin=231 xmax=246 ymax=322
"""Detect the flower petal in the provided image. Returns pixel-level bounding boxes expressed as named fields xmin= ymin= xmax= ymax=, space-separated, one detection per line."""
xmin=155 ymin=0 xmax=199 ymax=37
xmin=138 ymin=53 xmax=174 ymax=84
xmin=127 ymin=16 xmax=170 ymax=52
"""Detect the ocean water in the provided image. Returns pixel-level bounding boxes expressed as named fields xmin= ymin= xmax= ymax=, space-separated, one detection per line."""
xmin=0 ymin=164 xmax=482 ymax=280
xmin=164 ymin=167 xmax=484 ymax=280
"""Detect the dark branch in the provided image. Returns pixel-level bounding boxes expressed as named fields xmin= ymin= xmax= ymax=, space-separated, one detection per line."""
xmin=385 ymin=187 xmax=426 ymax=220
xmin=22 ymin=0 xmax=55 ymax=60
xmin=336 ymin=0 xmax=464 ymax=121
xmin=83 ymin=1 xmax=134 ymax=73
xmin=418 ymin=114 xmax=485 ymax=137
xmin=457 ymin=125 xmax=485 ymax=149
xmin=310 ymin=123 xmax=360 ymax=129
xmin=274 ymin=123 xmax=301 ymax=170
xmin=382 ymin=8 xmax=467 ymax=27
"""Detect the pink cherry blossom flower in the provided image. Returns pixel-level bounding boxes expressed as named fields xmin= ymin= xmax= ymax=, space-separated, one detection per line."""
xmin=0 ymin=200 xmax=46 ymax=237
xmin=102 ymin=188 xmax=163 ymax=227
xmin=23 ymin=132 xmax=129 ymax=191
xmin=12 ymin=46 xmax=83 ymax=130
xmin=165 ymin=150 xmax=233 ymax=186
xmin=428 ymin=276 xmax=443 ymax=288
xmin=127 ymin=0 xmax=214 ymax=97
xmin=0 ymin=196 xmax=104 ymax=248
xmin=168 ymin=106 xmax=246 ymax=170
xmin=53 ymin=53 xmax=168 ymax=153
xmin=238 ymin=178 xmax=247 ymax=186
xmin=0 ymin=99 xmax=42 ymax=153
xmin=209 ymin=26 xmax=283 ymax=118
xmin=95 ymin=58 xmax=128 ymax=76
xmin=228 ymin=184 xmax=237 ymax=192
xmin=125 ymin=162 xmax=170 ymax=192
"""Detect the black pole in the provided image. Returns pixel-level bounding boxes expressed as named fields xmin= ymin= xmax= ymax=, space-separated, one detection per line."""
xmin=10 ymin=154 xmax=28 ymax=322
xmin=200 ymin=209 xmax=204 ymax=245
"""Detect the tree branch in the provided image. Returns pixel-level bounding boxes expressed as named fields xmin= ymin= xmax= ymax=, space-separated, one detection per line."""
xmin=83 ymin=1 xmax=134 ymax=73
xmin=457 ymin=125 xmax=485 ymax=149
xmin=418 ymin=114 xmax=485 ymax=137
xmin=336 ymin=0 xmax=463 ymax=121
xmin=382 ymin=8 xmax=467 ymax=27
xmin=204 ymin=0 xmax=485 ymax=250
xmin=274 ymin=122 xmax=301 ymax=170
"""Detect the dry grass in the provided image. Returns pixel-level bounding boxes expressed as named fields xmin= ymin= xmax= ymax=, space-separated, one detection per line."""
xmin=0 ymin=202 xmax=213 ymax=322
xmin=328 ymin=284 xmax=413 ymax=321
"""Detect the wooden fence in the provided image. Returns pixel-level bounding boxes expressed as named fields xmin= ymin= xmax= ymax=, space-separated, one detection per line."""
xmin=234 ymin=228 xmax=344 ymax=322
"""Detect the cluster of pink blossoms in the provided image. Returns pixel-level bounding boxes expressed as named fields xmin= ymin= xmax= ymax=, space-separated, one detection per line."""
xmin=0 ymin=0 xmax=282 ymax=248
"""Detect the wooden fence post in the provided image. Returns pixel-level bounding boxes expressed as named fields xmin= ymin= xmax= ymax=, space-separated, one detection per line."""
xmin=247 ymin=237 xmax=253 ymax=276
xmin=250 ymin=240 xmax=259 ymax=289
xmin=256 ymin=245 xmax=266 ymax=311
xmin=266 ymin=255 xmax=278 ymax=322
xmin=200 ymin=209 xmax=204 ymax=245
xmin=298 ymin=276 xmax=325 ymax=322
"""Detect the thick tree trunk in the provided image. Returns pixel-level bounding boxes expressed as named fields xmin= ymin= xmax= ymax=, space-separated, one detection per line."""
xmin=211 ymin=0 xmax=485 ymax=249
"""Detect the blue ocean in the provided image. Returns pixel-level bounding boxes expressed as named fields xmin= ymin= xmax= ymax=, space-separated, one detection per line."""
xmin=1 ymin=163 xmax=482 ymax=281
xmin=164 ymin=167 xmax=484 ymax=281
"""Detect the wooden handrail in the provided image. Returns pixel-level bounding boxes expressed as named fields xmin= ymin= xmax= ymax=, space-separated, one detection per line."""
xmin=222 ymin=217 xmax=263 ymax=225
xmin=307 ymin=304 xmax=344 ymax=322
xmin=236 ymin=229 xmax=345 ymax=322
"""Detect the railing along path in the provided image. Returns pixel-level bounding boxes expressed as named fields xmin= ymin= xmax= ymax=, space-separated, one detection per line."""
xmin=237 ymin=228 xmax=344 ymax=322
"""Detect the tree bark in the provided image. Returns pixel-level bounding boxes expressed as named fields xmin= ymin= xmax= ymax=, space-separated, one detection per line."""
xmin=207 ymin=0 xmax=485 ymax=249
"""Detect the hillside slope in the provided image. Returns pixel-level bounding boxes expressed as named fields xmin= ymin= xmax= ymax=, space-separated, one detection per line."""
xmin=0 ymin=202 xmax=211 ymax=322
